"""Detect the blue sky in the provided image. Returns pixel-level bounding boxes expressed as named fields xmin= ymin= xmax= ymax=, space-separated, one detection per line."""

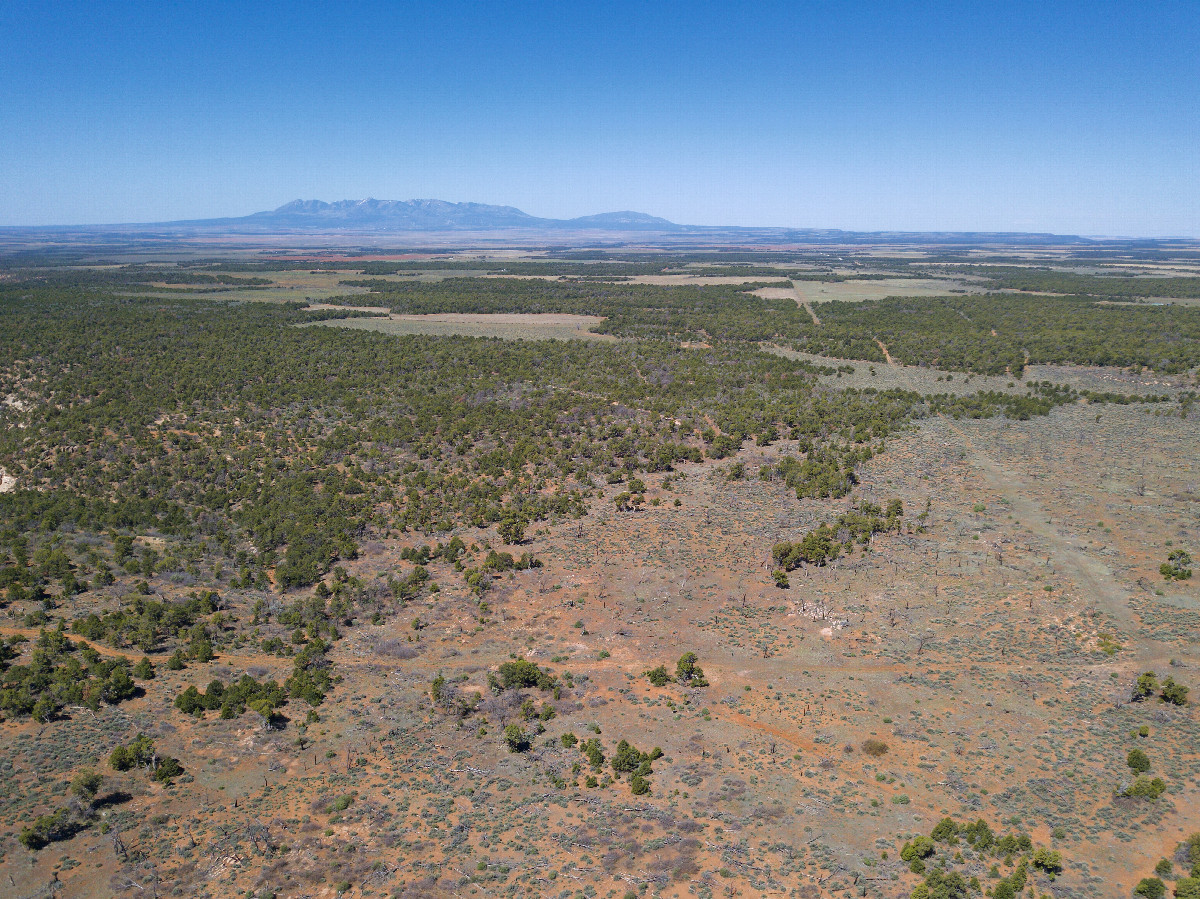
xmin=1 ymin=1 xmax=1197 ymax=234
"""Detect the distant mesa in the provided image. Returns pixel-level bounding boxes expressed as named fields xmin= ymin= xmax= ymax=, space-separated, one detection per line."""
xmin=562 ymin=210 xmax=678 ymax=229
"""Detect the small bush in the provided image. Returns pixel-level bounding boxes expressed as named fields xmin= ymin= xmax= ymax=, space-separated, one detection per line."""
xmin=1031 ymin=848 xmax=1062 ymax=875
xmin=900 ymin=836 xmax=935 ymax=861
xmin=1122 ymin=776 xmax=1166 ymax=800
xmin=503 ymin=724 xmax=529 ymax=753
xmin=862 ymin=738 xmax=889 ymax=757
xmin=645 ymin=665 xmax=673 ymax=687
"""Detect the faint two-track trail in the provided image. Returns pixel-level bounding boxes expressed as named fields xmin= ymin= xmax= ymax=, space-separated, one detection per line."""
xmin=942 ymin=420 xmax=1168 ymax=667
xmin=790 ymin=280 xmax=822 ymax=325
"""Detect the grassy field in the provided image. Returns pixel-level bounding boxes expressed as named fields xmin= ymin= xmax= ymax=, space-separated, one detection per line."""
xmin=790 ymin=277 xmax=979 ymax=304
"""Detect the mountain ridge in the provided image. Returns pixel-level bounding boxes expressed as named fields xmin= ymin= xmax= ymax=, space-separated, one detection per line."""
xmin=233 ymin=198 xmax=682 ymax=232
xmin=0 ymin=200 xmax=1115 ymax=245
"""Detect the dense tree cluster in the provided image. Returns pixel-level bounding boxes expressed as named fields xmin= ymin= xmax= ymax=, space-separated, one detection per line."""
xmin=2 ymin=267 xmax=1167 ymax=610
xmin=946 ymin=266 xmax=1200 ymax=299
xmin=899 ymin=817 xmax=1062 ymax=899
xmin=0 ymin=627 xmax=140 ymax=721
xmin=110 ymin=733 xmax=183 ymax=782
xmin=71 ymin=589 xmax=221 ymax=652
xmin=793 ymin=294 xmax=1200 ymax=376
xmin=773 ymin=499 xmax=904 ymax=571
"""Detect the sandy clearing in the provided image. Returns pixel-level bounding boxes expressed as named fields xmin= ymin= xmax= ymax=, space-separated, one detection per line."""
xmin=626 ymin=274 xmax=790 ymax=286
xmin=0 ymin=468 xmax=15 ymax=493
xmin=3 ymin=394 xmax=29 ymax=413
xmin=305 ymin=312 xmax=618 ymax=342
xmin=764 ymin=344 xmax=1023 ymax=394
xmin=749 ymin=287 xmax=797 ymax=301
xmin=481 ymin=273 xmax=792 ymax=286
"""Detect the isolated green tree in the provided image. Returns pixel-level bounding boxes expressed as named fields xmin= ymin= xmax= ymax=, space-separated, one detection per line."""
xmin=1161 ymin=549 xmax=1193 ymax=581
xmin=503 ymin=724 xmax=529 ymax=753
xmin=1128 ymin=748 xmax=1151 ymax=773
xmin=645 ymin=665 xmax=672 ymax=687
xmin=70 ymin=770 xmax=103 ymax=803
xmin=1161 ymin=677 xmax=1189 ymax=706
xmin=1133 ymin=672 xmax=1159 ymax=701
xmin=675 ymin=652 xmax=708 ymax=686
xmin=1135 ymin=878 xmax=1166 ymax=899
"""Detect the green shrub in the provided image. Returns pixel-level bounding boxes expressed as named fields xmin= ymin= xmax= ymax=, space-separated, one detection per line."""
xmin=153 ymin=757 xmax=183 ymax=783
xmin=503 ymin=724 xmax=529 ymax=753
xmin=497 ymin=659 xmax=555 ymax=691
xmin=1135 ymin=878 xmax=1166 ymax=899
xmin=18 ymin=809 xmax=75 ymax=850
xmin=1161 ymin=677 xmax=1189 ymax=706
xmin=675 ymin=652 xmax=708 ymax=686
xmin=1175 ymin=877 xmax=1200 ymax=899
xmin=900 ymin=836 xmax=935 ymax=861
xmin=1133 ymin=672 xmax=1159 ymax=701
xmin=962 ymin=818 xmax=994 ymax=850
xmin=930 ymin=817 xmax=958 ymax=843
xmin=1161 ymin=549 xmax=1192 ymax=581
xmin=1031 ymin=848 xmax=1062 ymax=875
xmin=70 ymin=770 xmax=103 ymax=802
xmin=645 ymin=665 xmax=673 ymax=687
xmin=1123 ymin=776 xmax=1167 ymax=800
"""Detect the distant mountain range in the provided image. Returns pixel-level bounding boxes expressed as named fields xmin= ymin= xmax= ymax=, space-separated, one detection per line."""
xmin=185 ymin=199 xmax=683 ymax=232
xmin=2 ymin=200 xmax=1122 ymax=246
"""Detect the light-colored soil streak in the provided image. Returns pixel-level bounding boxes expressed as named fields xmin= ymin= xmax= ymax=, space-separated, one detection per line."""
xmin=942 ymin=419 xmax=1168 ymax=666
xmin=792 ymin=281 xmax=822 ymax=325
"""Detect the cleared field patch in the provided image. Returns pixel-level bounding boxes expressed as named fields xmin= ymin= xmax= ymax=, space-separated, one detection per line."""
xmin=306 ymin=311 xmax=618 ymax=341
xmin=126 ymin=270 xmax=375 ymax=304
xmin=626 ymin=273 xmax=792 ymax=285
xmin=792 ymin=276 xmax=977 ymax=304
xmin=766 ymin=344 xmax=1023 ymax=394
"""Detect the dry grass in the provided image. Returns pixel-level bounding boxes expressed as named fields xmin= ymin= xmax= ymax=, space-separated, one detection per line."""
xmin=787 ymin=277 xmax=978 ymax=304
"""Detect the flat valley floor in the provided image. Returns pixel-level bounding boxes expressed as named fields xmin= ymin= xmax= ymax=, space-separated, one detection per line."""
xmin=4 ymin=379 xmax=1196 ymax=899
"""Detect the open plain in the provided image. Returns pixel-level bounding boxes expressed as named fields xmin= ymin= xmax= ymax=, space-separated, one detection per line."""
xmin=0 ymin=238 xmax=1197 ymax=899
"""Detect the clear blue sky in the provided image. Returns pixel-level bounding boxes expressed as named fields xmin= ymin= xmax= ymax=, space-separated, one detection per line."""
xmin=1 ymin=1 xmax=1197 ymax=235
